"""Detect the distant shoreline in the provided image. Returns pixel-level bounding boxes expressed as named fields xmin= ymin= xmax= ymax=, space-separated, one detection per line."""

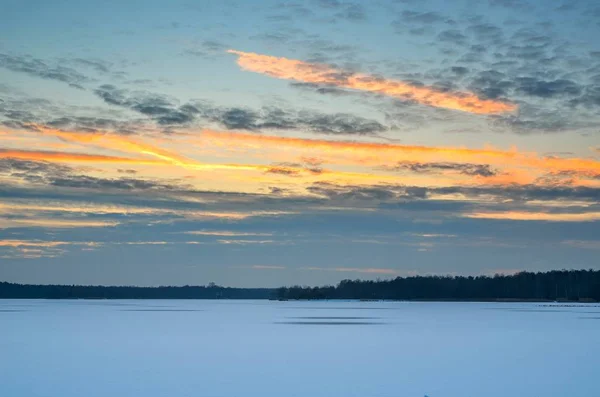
xmin=2 ymin=269 xmax=599 ymax=302
xmin=0 ymin=281 xmax=273 ymax=300
xmin=1 ymin=296 xmax=598 ymax=304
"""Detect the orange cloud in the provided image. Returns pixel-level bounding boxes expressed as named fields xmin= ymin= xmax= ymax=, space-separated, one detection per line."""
xmin=30 ymin=125 xmax=320 ymax=174
xmin=33 ymin=126 xmax=194 ymax=166
xmin=464 ymin=211 xmax=600 ymax=222
xmin=0 ymin=218 xmax=119 ymax=229
xmin=216 ymin=239 xmax=277 ymax=244
xmin=17 ymin=125 xmax=424 ymax=185
xmin=0 ymin=202 xmax=294 ymax=221
xmin=228 ymin=50 xmax=517 ymax=115
xmin=0 ymin=240 xmax=99 ymax=248
xmin=0 ymin=239 xmax=101 ymax=259
xmin=32 ymin=125 xmax=600 ymax=181
xmin=0 ymin=149 xmax=162 ymax=164
xmin=8 ymin=125 xmax=599 ymax=190
xmin=199 ymin=130 xmax=600 ymax=176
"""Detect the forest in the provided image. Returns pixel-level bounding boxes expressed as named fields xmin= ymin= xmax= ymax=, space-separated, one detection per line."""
xmin=2 ymin=269 xmax=599 ymax=301
xmin=275 ymin=269 xmax=600 ymax=302
xmin=0 ymin=282 xmax=272 ymax=299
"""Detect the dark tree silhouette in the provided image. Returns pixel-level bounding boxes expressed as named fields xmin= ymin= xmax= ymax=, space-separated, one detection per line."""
xmin=2 ymin=269 xmax=599 ymax=301
xmin=0 ymin=282 xmax=273 ymax=299
xmin=276 ymin=269 xmax=600 ymax=302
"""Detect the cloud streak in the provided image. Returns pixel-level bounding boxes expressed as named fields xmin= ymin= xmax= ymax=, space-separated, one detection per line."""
xmin=228 ymin=49 xmax=517 ymax=115
xmin=0 ymin=148 xmax=163 ymax=165
xmin=464 ymin=211 xmax=600 ymax=222
xmin=0 ymin=53 xmax=91 ymax=89
xmin=0 ymin=218 xmax=119 ymax=229
xmin=380 ymin=161 xmax=498 ymax=177
xmin=200 ymin=130 xmax=600 ymax=177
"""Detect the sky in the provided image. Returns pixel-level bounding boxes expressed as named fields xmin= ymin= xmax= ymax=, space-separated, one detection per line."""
xmin=1 ymin=0 xmax=599 ymax=287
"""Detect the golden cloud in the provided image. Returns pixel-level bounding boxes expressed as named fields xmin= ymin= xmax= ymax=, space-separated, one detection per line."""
xmin=228 ymin=50 xmax=517 ymax=115
xmin=464 ymin=211 xmax=600 ymax=222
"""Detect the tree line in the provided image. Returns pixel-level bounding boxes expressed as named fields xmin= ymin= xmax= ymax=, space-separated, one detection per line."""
xmin=2 ymin=269 xmax=599 ymax=301
xmin=0 ymin=282 xmax=273 ymax=299
xmin=276 ymin=269 xmax=600 ymax=302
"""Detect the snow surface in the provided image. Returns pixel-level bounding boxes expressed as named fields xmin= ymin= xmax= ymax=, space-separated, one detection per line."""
xmin=1 ymin=300 xmax=598 ymax=397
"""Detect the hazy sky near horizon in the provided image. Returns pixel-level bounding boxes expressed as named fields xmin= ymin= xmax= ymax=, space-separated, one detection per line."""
xmin=1 ymin=0 xmax=599 ymax=287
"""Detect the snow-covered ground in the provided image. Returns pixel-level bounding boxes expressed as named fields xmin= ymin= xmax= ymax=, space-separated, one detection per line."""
xmin=1 ymin=300 xmax=598 ymax=397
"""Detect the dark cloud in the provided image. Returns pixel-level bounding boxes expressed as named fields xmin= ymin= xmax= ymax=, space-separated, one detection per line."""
xmin=391 ymin=9 xmax=457 ymax=36
xmin=0 ymin=175 xmax=327 ymax=220
xmin=451 ymin=185 xmax=600 ymax=203
xmin=308 ymin=182 xmax=402 ymax=201
xmin=537 ymin=170 xmax=600 ymax=184
xmin=266 ymin=161 xmax=324 ymax=177
xmin=300 ymin=157 xmax=324 ymax=167
xmin=48 ymin=175 xmax=187 ymax=191
xmin=204 ymin=107 xmax=260 ymax=130
xmin=486 ymin=101 xmax=600 ymax=133
xmin=570 ymin=84 xmax=600 ymax=109
xmin=253 ymin=23 xmax=362 ymax=67
xmin=265 ymin=167 xmax=301 ymax=177
xmin=0 ymin=95 xmax=142 ymax=134
xmin=295 ymin=111 xmax=386 ymax=135
xmin=2 ymin=82 xmax=387 ymax=137
xmin=44 ymin=116 xmax=141 ymax=134
xmin=383 ymin=6 xmax=600 ymax=132
xmin=300 ymin=39 xmax=362 ymax=66
xmin=193 ymin=102 xmax=388 ymax=135
xmin=290 ymin=82 xmax=353 ymax=96
xmin=450 ymin=66 xmax=470 ymax=76
xmin=467 ymin=23 xmax=504 ymax=43
xmin=259 ymin=1 xmax=600 ymax=136
xmin=94 ymin=85 xmax=196 ymax=126
xmin=0 ymin=158 xmax=188 ymax=192
xmin=184 ymin=40 xmax=230 ymax=59
xmin=515 ymin=77 xmax=582 ymax=98
xmin=1 ymin=120 xmax=39 ymax=131
xmin=380 ymin=161 xmax=498 ymax=177
xmin=0 ymin=54 xmax=92 ymax=88
xmin=307 ymin=182 xmax=600 ymax=206
xmin=92 ymin=84 xmax=387 ymax=135
xmin=437 ymin=30 xmax=468 ymax=46
xmin=400 ymin=10 xmax=451 ymax=24
xmin=314 ymin=0 xmax=367 ymax=21
xmin=499 ymin=44 xmax=553 ymax=65
xmin=251 ymin=31 xmax=295 ymax=45
xmin=457 ymin=48 xmax=486 ymax=64
xmin=468 ymin=70 xmax=512 ymax=99
xmin=268 ymin=186 xmax=290 ymax=195
xmin=0 ymin=158 xmax=72 ymax=184
xmin=67 ymin=58 xmax=112 ymax=74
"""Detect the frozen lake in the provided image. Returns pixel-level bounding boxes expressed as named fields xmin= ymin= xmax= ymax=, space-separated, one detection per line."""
xmin=1 ymin=300 xmax=599 ymax=397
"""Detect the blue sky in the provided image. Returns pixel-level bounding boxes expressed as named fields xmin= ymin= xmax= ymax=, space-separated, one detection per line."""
xmin=1 ymin=0 xmax=599 ymax=286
